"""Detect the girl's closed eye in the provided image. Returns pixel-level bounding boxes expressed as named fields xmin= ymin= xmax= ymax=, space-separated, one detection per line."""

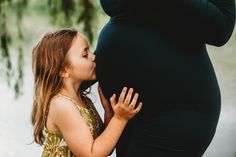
xmin=83 ymin=53 xmax=88 ymax=57
xmin=82 ymin=48 xmax=89 ymax=57
xmin=82 ymin=50 xmax=88 ymax=57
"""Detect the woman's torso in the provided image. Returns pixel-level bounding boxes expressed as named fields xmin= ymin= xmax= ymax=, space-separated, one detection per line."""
xmin=96 ymin=0 xmax=221 ymax=119
xmin=95 ymin=1 xmax=221 ymax=155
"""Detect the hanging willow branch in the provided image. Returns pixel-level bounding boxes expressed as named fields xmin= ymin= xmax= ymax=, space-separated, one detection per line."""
xmin=48 ymin=0 xmax=98 ymax=44
xmin=48 ymin=0 xmax=76 ymax=26
xmin=78 ymin=0 xmax=97 ymax=44
xmin=14 ymin=0 xmax=28 ymax=98
xmin=0 ymin=0 xmax=27 ymax=98
xmin=0 ymin=0 xmax=13 ymax=87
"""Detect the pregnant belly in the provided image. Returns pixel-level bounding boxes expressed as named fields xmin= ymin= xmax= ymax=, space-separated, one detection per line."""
xmin=95 ymin=20 xmax=221 ymax=120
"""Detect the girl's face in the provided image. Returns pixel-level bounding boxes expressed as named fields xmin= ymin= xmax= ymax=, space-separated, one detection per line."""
xmin=63 ymin=33 xmax=96 ymax=82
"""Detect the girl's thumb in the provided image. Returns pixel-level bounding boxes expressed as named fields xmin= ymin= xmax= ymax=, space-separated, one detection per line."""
xmin=110 ymin=94 xmax=116 ymax=109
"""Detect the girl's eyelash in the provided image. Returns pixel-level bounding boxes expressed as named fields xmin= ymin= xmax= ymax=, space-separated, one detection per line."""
xmin=82 ymin=48 xmax=89 ymax=57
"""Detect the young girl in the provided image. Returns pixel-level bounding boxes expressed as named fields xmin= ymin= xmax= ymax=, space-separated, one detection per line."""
xmin=31 ymin=28 xmax=142 ymax=157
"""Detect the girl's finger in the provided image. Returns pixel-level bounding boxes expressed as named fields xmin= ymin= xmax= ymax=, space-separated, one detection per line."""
xmin=133 ymin=102 xmax=142 ymax=114
xmin=129 ymin=93 xmax=139 ymax=109
xmin=118 ymin=87 xmax=127 ymax=103
xmin=110 ymin=94 xmax=116 ymax=109
xmin=124 ymin=88 xmax=134 ymax=106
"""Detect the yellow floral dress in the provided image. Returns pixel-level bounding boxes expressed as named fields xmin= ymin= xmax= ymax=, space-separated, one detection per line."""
xmin=41 ymin=93 xmax=101 ymax=157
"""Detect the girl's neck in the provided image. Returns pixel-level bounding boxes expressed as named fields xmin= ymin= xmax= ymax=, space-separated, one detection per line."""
xmin=60 ymin=77 xmax=83 ymax=100
xmin=59 ymin=84 xmax=83 ymax=104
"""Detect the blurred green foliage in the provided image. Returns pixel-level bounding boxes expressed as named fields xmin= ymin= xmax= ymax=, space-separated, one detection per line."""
xmin=0 ymin=0 xmax=102 ymax=98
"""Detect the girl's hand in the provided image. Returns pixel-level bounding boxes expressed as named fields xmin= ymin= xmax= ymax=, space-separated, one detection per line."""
xmin=98 ymin=84 xmax=113 ymax=113
xmin=110 ymin=87 xmax=142 ymax=122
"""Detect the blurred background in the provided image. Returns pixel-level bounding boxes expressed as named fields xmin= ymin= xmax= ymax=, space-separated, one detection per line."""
xmin=0 ymin=0 xmax=235 ymax=156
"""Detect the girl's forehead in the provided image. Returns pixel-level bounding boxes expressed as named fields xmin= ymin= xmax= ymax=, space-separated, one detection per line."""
xmin=76 ymin=33 xmax=88 ymax=45
xmin=69 ymin=33 xmax=89 ymax=53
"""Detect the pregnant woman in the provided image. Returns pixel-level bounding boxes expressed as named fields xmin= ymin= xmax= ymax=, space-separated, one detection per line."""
xmin=94 ymin=0 xmax=235 ymax=156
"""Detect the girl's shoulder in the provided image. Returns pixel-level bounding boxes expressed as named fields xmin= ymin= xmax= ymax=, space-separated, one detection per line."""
xmin=50 ymin=95 xmax=72 ymax=106
xmin=48 ymin=94 xmax=89 ymax=128
xmin=48 ymin=94 xmax=93 ymax=121
xmin=49 ymin=94 xmax=79 ymax=113
xmin=45 ymin=94 xmax=79 ymax=134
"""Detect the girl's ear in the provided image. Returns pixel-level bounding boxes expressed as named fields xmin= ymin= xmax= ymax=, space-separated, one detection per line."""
xmin=60 ymin=67 xmax=70 ymax=78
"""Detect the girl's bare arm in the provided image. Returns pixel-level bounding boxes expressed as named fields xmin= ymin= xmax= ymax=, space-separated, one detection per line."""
xmin=51 ymin=87 xmax=142 ymax=157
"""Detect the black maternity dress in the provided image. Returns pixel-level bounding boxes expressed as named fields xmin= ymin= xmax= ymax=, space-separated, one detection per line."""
xmin=94 ymin=0 xmax=235 ymax=156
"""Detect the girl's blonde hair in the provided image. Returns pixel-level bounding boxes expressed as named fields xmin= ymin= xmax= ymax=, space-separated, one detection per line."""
xmin=31 ymin=28 xmax=92 ymax=145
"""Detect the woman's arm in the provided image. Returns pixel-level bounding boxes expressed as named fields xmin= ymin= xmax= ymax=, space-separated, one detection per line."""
xmin=51 ymin=87 xmax=142 ymax=157
xmin=104 ymin=110 xmax=113 ymax=126
xmin=126 ymin=0 xmax=235 ymax=46
xmin=98 ymin=84 xmax=114 ymax=127
xmin=98 ymin=84 xmax=115 ymax=155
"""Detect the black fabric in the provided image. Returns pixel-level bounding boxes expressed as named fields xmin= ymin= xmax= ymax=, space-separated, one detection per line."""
xmin=95 ymin=0 xmax=235 ymax=156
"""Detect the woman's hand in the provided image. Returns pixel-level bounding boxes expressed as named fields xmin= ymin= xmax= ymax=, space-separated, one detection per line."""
xmin=110 ymin=87 xmax=142 ymax=122
xmin=98 ymin=84 xmax=113 ymax=113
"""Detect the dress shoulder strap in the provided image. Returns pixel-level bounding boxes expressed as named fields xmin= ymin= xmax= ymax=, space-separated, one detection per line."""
xmin=56 ymin=93 xmax=89 ymax=111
